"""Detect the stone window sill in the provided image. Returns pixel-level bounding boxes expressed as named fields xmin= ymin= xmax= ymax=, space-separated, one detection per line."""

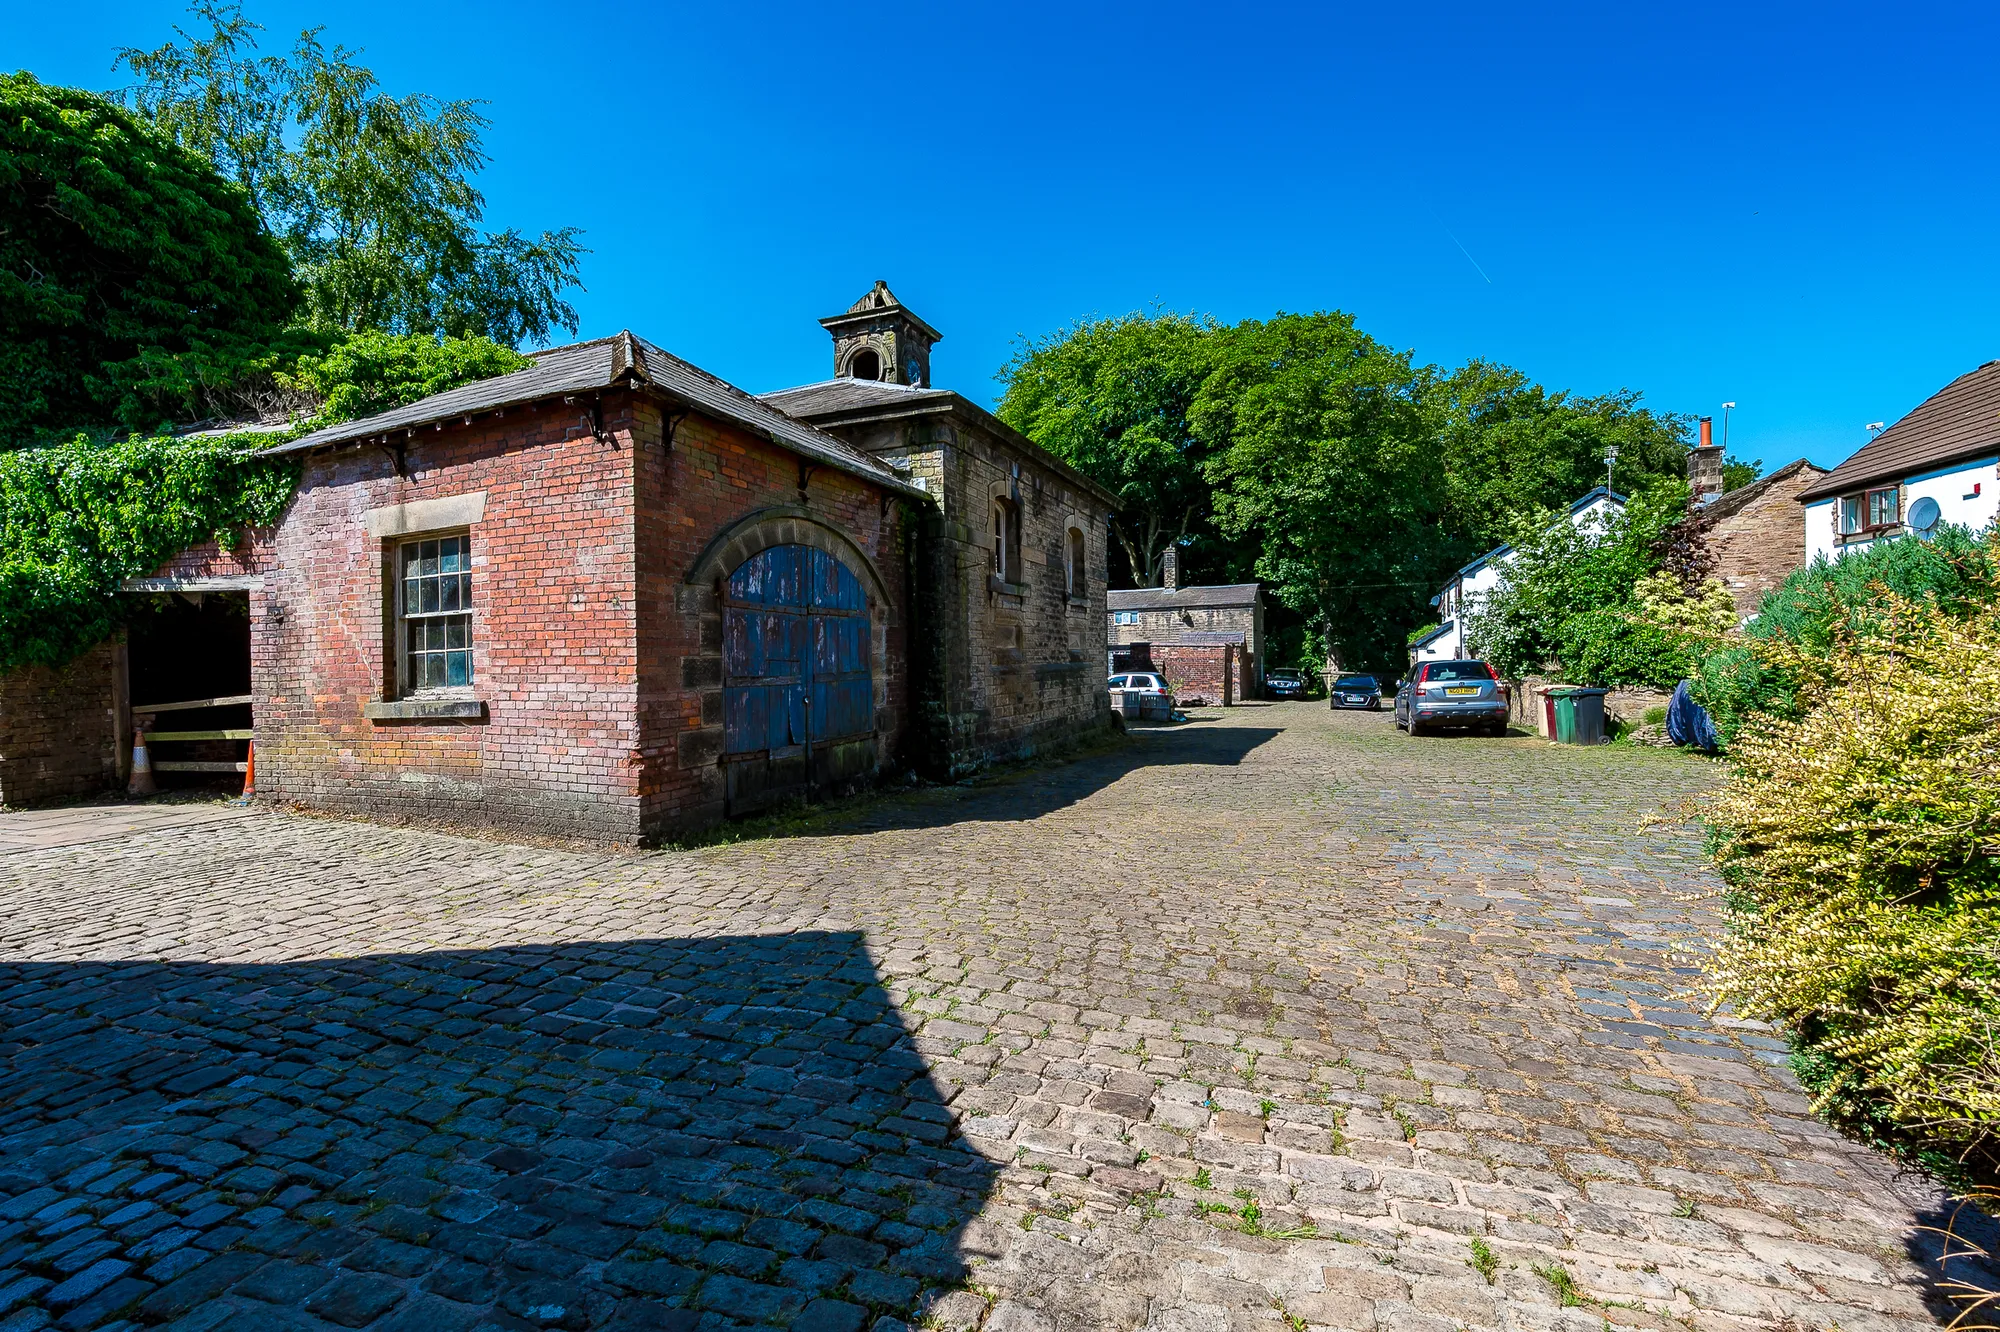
xmin=365 ymin=699 xmax=489 ymax=722
xmin=988 ymin=575 xmax=1029 ymax=596
xmin=1066 ymin=595 xmax=1089 ymax=610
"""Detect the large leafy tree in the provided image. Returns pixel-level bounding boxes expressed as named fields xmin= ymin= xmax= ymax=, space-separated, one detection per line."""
xmin=1196 ymin=313 xmax=1459 ymax=674
xmin=997 ymin=312 xmax=1228 ymax=587
xmin=0 ymin=72 xmax=299 ymax=440
xmin=1427 ymin=360 xmax=1692 ymax=551
xmin=116 ymin=2 xmax=585 ymax=347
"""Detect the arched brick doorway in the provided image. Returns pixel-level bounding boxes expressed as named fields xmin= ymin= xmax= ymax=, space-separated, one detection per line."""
xmin=721 ymin=544 xmax=875 ymax=814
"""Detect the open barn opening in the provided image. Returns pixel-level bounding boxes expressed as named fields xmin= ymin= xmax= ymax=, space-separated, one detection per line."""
xmin=128 ymin=593 xmax=253 ymax=791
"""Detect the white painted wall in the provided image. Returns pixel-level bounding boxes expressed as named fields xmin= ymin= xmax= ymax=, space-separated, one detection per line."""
xmin=1805 ymin=456 xmax=1997 ymax=564
xmin=1417 ymin=492 xmax=1626 ymax=664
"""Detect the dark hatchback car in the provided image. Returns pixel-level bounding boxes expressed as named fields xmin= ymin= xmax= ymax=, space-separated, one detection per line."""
xmin=1395 ymin=659 xmax=1510 ymax=736
xmin=1328 ymin=674 xmax=1382 ymax=710
xmin=1265 ymin=668 xmax=1308 ymax=700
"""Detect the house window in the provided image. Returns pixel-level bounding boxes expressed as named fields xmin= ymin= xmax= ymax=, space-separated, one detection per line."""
xmin=1066 ymin=527 xmax=1086 ymax=597
xmin=400 ymin=534 xmax=473 ymax=692
xmin=991 ymin=499 xmax=1021 ymax=583
xmin=1838 ymin=485 xmax=1900 ymax=535
xmin=1114 ymin=611 xmax=1140 ymax=625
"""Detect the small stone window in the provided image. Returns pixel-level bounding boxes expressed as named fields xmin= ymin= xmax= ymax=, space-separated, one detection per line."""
xmin=399 ymin=533 xmax=473 ymax=692
xmin=848 ymin=348 xmax=882 ymax=381
xmin=1066 ymin=527 xmax=1086 ymax=598
xmin=991 ymin=499 xmax=1021 ymax=583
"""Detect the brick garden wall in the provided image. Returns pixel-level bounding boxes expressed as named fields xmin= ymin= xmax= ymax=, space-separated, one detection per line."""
xmin=0 ymin=640 xmax=125 ymax=805
xmin=1112 ymin=603 xmax=1262 ymax=682
xmin=1148 ymin=643 xmax=1245 ymax=707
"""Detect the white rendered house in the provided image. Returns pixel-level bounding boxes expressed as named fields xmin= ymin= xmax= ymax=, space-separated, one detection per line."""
xmin=1413 ymin=487 xmax=1626 ymax=664
xmin=1799 ymin=361 xmax=2000 ymax=562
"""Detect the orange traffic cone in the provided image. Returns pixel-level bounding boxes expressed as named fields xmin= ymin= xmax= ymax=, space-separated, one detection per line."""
xmin=127 ymin=724 xmax=157 ymax=796
xmin=236 ymin=740 xmax=256 ymax=804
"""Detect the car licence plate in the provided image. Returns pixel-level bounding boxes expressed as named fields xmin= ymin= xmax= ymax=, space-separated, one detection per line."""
xmin=1445 ymin=686 xmax=1479 ymax=696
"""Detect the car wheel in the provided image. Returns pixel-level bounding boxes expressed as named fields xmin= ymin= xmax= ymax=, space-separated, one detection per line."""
xmin=1408 ymin=719 xmax=1426 ymax=737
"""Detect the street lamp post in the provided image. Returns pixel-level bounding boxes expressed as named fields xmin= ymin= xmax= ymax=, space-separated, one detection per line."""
xmin=1604 ymin=443 xmax=1619 ymax=491
xmin=1722 ymin=401 xmax=1737 ymax=455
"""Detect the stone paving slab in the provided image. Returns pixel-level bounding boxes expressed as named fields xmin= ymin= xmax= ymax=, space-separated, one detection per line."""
xmin=0 ymin=799 xmax=253 ymax=852
xmin=0 ymin=706 xmax=1987 ymax=1331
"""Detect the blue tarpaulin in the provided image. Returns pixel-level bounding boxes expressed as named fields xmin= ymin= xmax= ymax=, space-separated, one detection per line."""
xmin=1667 ymin=680 xmax=1718 ymax=752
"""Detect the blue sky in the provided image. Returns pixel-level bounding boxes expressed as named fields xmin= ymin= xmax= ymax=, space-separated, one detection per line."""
xmin=9 ymin=1 xmax=1995 ymax=469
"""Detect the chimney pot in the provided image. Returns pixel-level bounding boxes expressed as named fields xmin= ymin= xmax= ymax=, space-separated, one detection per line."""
xmin=1689 ymin=416 xmax=1723 ymax=503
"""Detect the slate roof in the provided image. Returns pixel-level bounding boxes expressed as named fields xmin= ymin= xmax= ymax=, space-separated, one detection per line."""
xmin=1149 ymin=630 xmax=1247 ymax=647
xmin=761 ymin=379 xmax=1122 ymax=509
xmin=1107 ymin=583 xmax=1261 ymax=611
xmin=268 ymin=333 xmax=927 ymax=500
xmin=1695 ymin=458 xmax=1826 ymax=524
xmin=1410 ymin=621 xmax=1455 ymax=650
xmin=760 ymin=378 xmax=955 ymax=418
xmin=1798 ymin=361 xmax=2000 ymax=502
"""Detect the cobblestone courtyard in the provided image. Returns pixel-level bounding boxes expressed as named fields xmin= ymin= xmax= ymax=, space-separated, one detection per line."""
xmin=0 ymin=705 xmax=1978 ymax=1332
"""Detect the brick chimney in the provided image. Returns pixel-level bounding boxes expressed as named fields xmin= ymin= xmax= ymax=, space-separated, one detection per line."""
xmin=1161 ymin=545 xmax=1180 ymax=590
xmin=1689 ymin=415 xmax=1723 ymax=505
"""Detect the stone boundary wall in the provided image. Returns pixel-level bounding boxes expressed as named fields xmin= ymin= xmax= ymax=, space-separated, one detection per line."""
xmin=1509 ymin=676 xmax=1673 ymax=735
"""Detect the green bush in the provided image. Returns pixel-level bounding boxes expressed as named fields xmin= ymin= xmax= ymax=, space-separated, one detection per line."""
xmin=1693 ymin=524 xmax=1999 ymax=744
xmin=280 ymin=330 xmax=531 ymax=424
xmin=1700 ymin=592 xmax=2000 ymax=1179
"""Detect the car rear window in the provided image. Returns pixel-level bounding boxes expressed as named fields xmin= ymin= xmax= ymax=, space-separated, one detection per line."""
xmin=1335 ymin=676 xmax=1376 ymax=688
xmin=1107 ymin=676 xmax=1128 ymax=688
xmin=1421 ymin=661 xmax=1493 ymax=682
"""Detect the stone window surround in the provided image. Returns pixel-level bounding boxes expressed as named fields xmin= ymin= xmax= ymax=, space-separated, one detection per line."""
xmin=361 ymin=491 xmax=489 ymax=723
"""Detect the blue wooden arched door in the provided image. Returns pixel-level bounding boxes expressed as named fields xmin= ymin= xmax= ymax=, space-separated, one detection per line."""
xmin=721 ymin=544 xmax=875 ymax=813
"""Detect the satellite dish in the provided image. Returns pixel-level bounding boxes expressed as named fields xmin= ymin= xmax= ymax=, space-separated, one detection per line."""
xmin=1908 ymin=495 xmax=1942 ymax=539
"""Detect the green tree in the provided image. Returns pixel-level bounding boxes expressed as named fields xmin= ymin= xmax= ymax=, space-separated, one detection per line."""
xmin=997 ymin=312 xmax=1225 ymax=586
xmin=1427 ymin=360 xmax=1691 ymax=550
xmin=279 ymin=330 xmax=531 ymax=423
xmin=0 ymin=72 xmax=299 ymax=440
xmin=1464 ymin=481 xmax=1694 ymax=687
xmin=1196 ymin=313 xmax=1453 ymax=674
xmin=117 ymin=2 xmax=585 ymax=347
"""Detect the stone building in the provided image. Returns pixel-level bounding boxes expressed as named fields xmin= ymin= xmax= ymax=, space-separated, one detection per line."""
xmin=0 ymin=288 xmax=1116 ymax=837
xmin=1106 ymin=549 xmax=1263 ymax=701
xmin=763 ymin=283 xmax=1120 ymax=774
xmin=1684 ymin=423 xmax=1828 ymax=618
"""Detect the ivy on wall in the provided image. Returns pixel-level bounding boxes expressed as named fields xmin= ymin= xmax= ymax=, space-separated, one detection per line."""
xmin=0 ymin=432 xmax=299 ymax=672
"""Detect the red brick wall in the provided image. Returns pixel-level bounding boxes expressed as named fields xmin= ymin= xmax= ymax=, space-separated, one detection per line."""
xmin=0 ymin=639 xmax=124 ymax=805
xmin=154 ymin=390 xmax=907 ymax=843
xmin=1150 ymin=643 xmax=1244 ymax=707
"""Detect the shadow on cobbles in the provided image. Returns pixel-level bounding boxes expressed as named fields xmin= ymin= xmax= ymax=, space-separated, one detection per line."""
xmin=0 ymin=932 xmax=996 ymax=1330
xmin=808 ymin=724 xmax=1283 ymax=839
xmin=1903 ymin=1192 xmax=2000 ymax=1325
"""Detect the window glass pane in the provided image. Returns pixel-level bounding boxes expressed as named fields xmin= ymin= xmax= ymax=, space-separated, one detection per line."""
xmin=420 ymin=578 xmax=439 ymax=613
xmin=440 ymin=577 xmax=460 ymax=612
xmin=446 ymin=651 xmax=470 ymax=686
xmin=446 ymin=618 xmax=466 ymax=650
xmin=460 ymin=573 xmax=474 ymax=608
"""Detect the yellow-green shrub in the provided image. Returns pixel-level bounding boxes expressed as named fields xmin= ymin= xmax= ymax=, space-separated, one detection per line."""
xmin=1701 ymin=595 xmax=2000 ymax=1172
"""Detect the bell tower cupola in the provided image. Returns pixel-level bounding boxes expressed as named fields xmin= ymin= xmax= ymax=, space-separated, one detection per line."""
xmin=820 ymin=280 xmax=942 ymax=387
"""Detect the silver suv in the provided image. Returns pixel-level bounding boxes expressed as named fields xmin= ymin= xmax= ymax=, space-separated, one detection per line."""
xmin=1395 ymin=659 xmax=1509 ymax=736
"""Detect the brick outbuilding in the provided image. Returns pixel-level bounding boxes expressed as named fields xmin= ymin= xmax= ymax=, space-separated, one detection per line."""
xmin=3 ymin=295 xmax=1118 ymax=841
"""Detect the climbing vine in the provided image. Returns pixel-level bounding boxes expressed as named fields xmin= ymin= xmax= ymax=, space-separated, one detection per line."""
xmin=0 ymin=432 xmax=299 ymax=671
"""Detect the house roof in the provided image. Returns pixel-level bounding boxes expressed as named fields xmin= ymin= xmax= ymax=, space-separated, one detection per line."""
xmin=759 ymin=379 xmax=1122 ymax=509
xmin=1798 ymin=360 xmax=2000 ymax=502
xmin=1695 ymin=458 xmax=1826 ymax=524
xmin=1107 ymin=583 xmax=1261 ymax=611
xmin=1410 ymin=620 xmax=1455 ymax=650
xmin=268 ymin=333 xmax=928 ymax=500
xmin=1454 ymin=487 xmax=1628 ymax=579
xmin=1150 ymin=630 xmax=1247 ymax=647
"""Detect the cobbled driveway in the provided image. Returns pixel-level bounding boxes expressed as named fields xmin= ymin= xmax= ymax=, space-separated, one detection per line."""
xmin=0 ymin=705 xmax=1980 ymax=1332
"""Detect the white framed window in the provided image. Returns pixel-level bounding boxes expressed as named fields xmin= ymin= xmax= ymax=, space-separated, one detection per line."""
xmin=398 ymin=533 xmax=474 ymax=693
xmin=1114 ymin=611 xmax=1140 ymax=625
xmin=1838 ymin=485 xmax=1901 ymax=535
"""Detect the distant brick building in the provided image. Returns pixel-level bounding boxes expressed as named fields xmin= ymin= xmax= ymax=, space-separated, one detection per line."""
xmin=1107 ymin=549 xmax=1262 ymax=702
xmin=1684 ymin=430 xmax=1828 ymax=617
xmin=0 ymin=287 xmax=1119 ymax=838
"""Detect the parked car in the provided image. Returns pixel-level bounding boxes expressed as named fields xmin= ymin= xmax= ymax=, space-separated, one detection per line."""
xmin=1328 ymin=674 xmax=1382 ymax=710
xmin=1108 ymin=672 xmax=1176 ymax=719
xmin=1395 ymin=659 xmax=1509 ymax=736
xmin=1265 ymin=668 xmax=1308 ymax=700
